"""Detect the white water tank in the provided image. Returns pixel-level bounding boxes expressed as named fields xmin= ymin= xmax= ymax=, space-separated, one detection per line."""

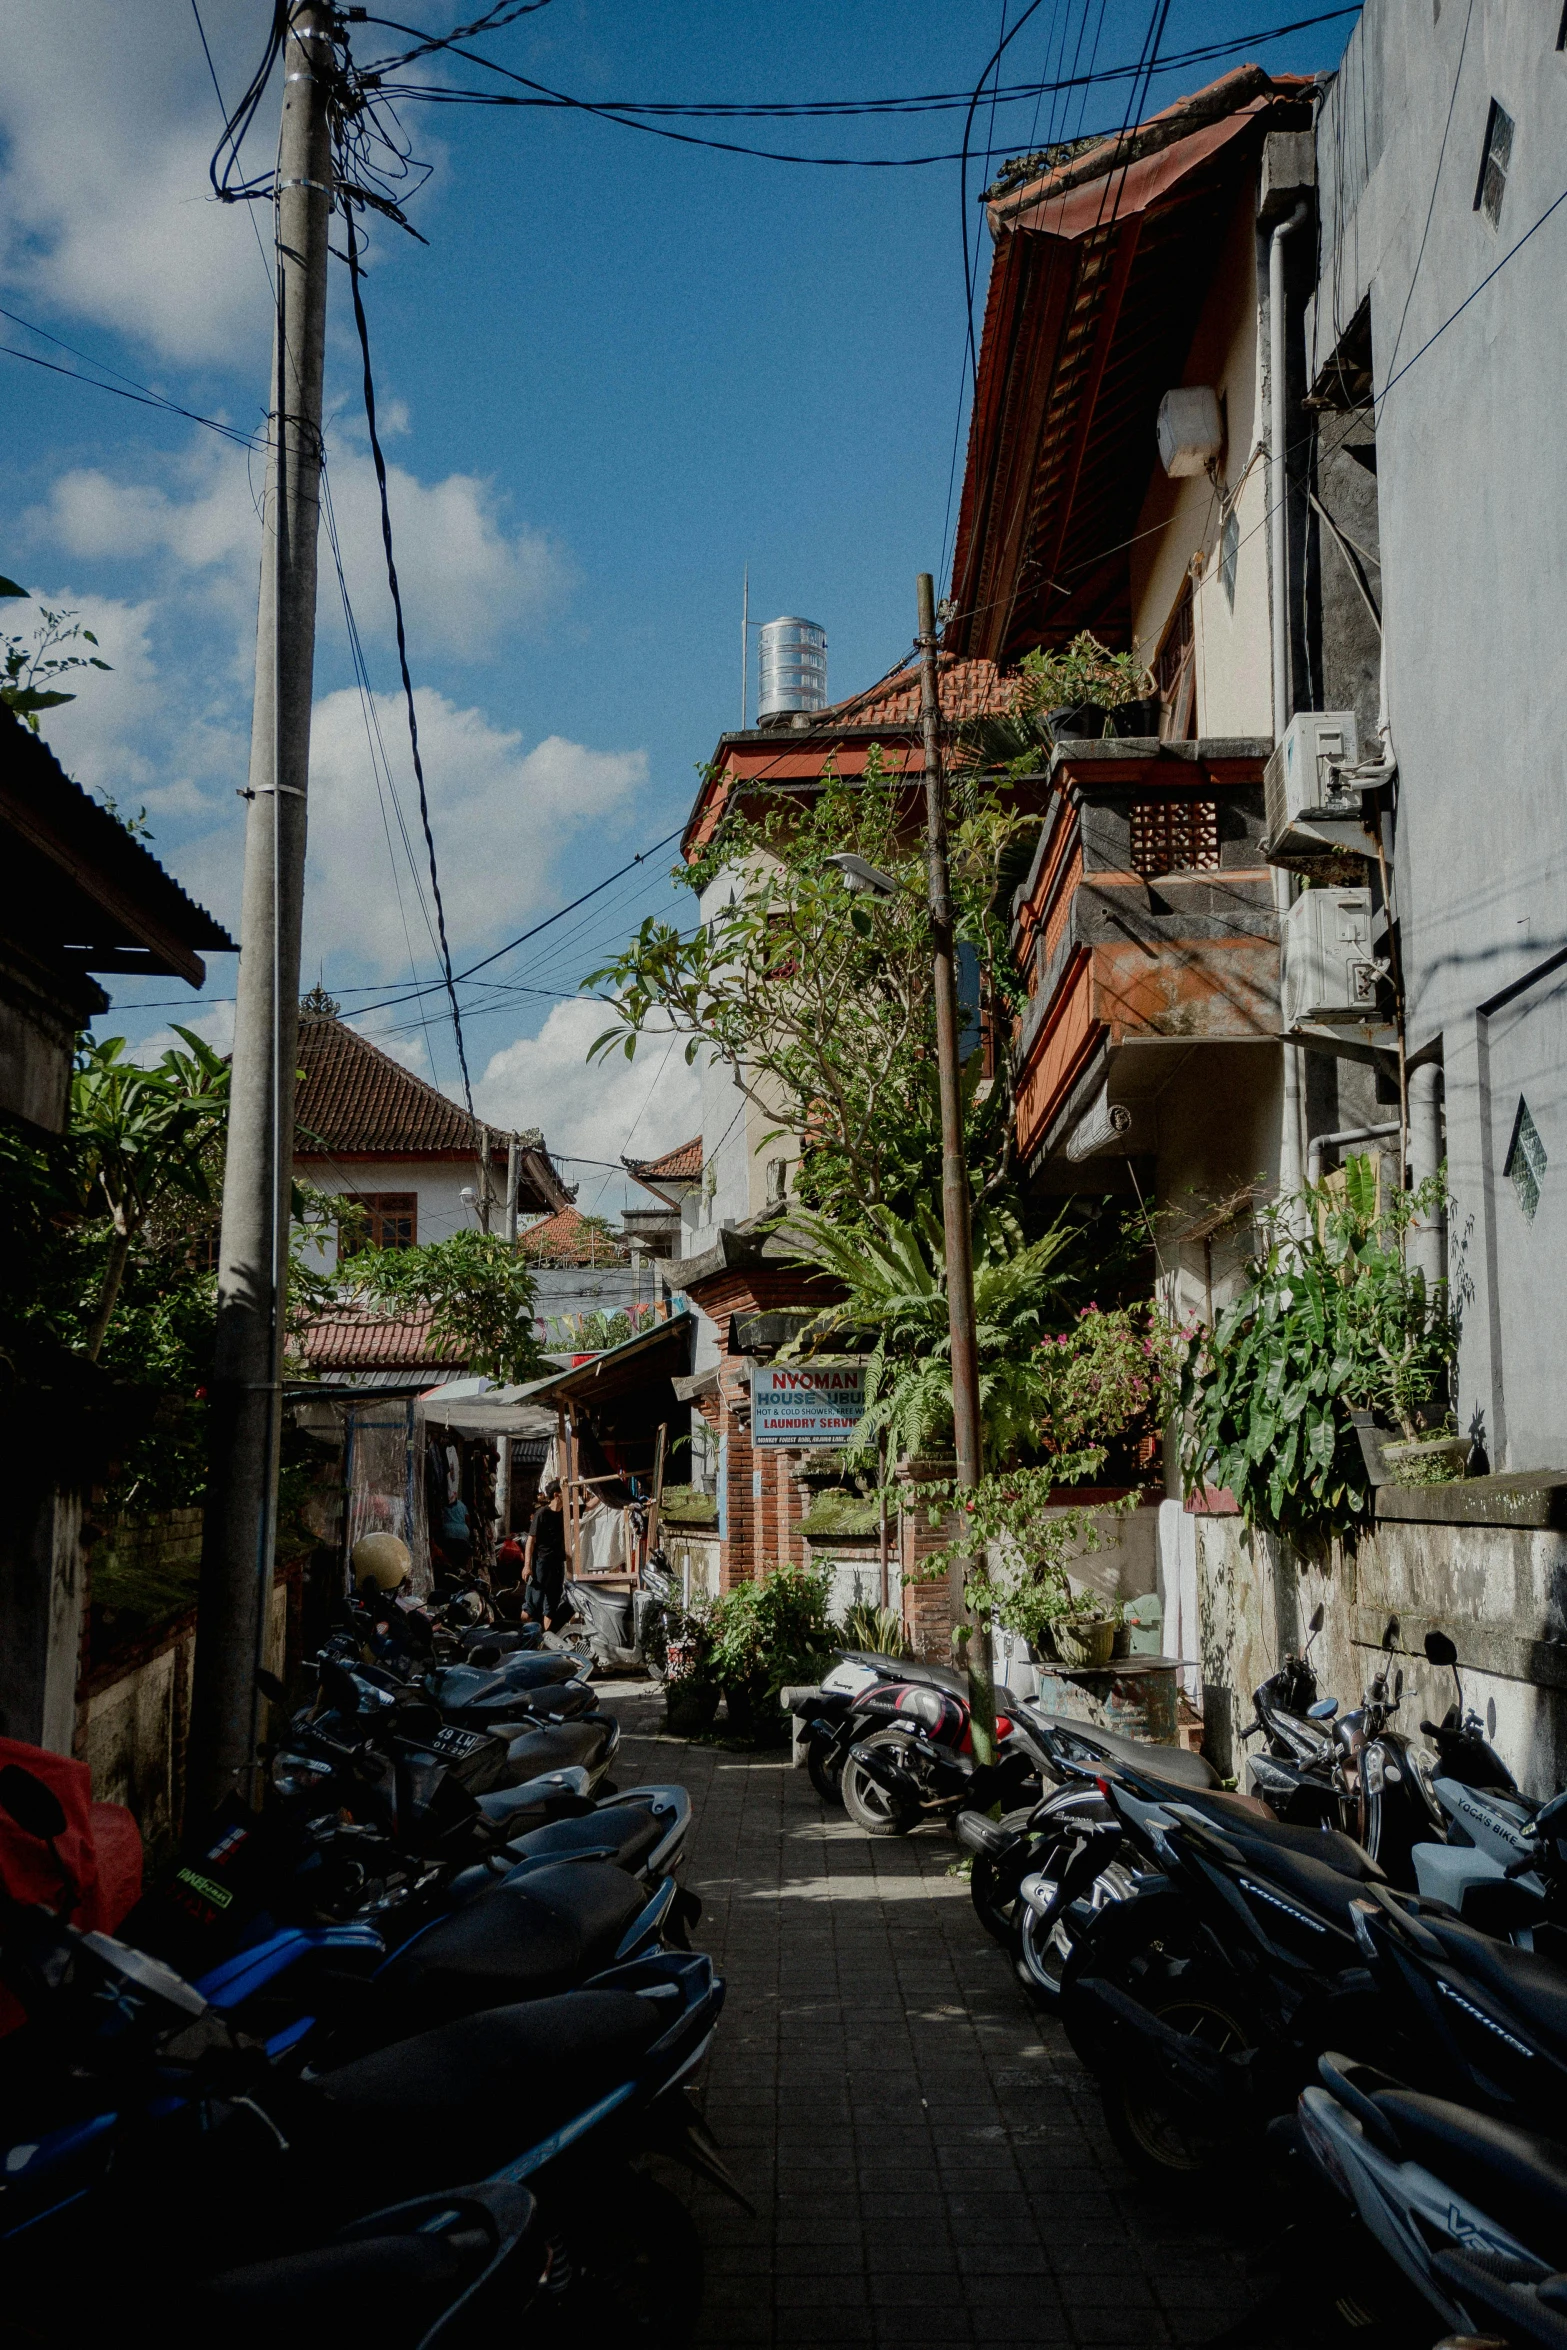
xmin=758 ymin=616 xmax=827 ymax=719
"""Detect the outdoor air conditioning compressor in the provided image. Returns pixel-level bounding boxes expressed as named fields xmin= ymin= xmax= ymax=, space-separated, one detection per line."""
xmin=1263 ymin=711 xmax=1377 ymax=862
xmin=1282 ymin=886 xmax=1383 ymax=1029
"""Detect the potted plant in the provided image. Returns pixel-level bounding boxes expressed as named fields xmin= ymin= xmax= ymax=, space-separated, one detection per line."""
xmin=662 ymin=1598 xmax=721 ymax=1736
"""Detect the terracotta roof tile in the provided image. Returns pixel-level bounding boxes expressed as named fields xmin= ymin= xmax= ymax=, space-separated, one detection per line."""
xmin=629 ymin=1137 xmax=702 ymax=1181
xmin=292 ymin=1015 xmax=566 ymax=1208
xmin=293 ymin=1303 xmax=464 ymax=1371
xmin=826 ymin=657 xmax=1017 ymax=730
xmin=518 ymin=1205 xmax=629 ymax=1266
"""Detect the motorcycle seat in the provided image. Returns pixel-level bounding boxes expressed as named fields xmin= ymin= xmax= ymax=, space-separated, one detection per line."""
xmin=1040 ymin=1717 xmax=1218 ymax=1790
xmin=471 ymin=1682 xmax=597 ymax=1729
xmin=475 ymin=1769 xmax=593 ymax=1826
xmin=1189 ymin=1790 xmax=1383 ymax=1880
xmin=504 ymin=1805 xmax=668 ymax=1875
xmin=1425 ymin=1914 xmax=1567 ymax=2062
xmin=842 ymin=1651 xmax=968 ymax=1697
xmin=312 ymin=1988 xmax=662 ymax=2188
xmin=1222 ymin=1833 xmax=1385 ymax=1926
xmin=1374 ymin=2089 xmax=1567 ymax=2268
xmin=504 ymin=1720 xmax=611 ymax=1778
xmin=378 ymin=1859 xmax=650 ymax=2015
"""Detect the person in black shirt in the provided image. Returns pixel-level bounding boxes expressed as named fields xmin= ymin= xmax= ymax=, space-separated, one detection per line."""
xmin=524 ymin=1478 xmax=568 ymax=1627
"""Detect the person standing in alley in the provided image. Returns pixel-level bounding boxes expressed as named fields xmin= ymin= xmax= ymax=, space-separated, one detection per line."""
xmin=525 ymin=1478 xmax=568 ymax=1628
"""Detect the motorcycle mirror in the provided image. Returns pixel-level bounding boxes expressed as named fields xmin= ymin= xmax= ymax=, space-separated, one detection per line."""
xmin=1394 ymin=1668 xmax=1404 ymax=1703
xmin=1309 ymin=1604 xmax=1325 ymax=1635
xmin=1423 ymin=1630 xmax=1458 ymax=1669
xmin=1308 ymin=1697 xmax=1339 ymax=1720
xmin=255 ymin=1668 xmax=287 ymax=1705
xmin=1536 ymin=1788 xmax=1567 ymax=1837
xmin=0 ymin=1763 xmax=68 ymax=1844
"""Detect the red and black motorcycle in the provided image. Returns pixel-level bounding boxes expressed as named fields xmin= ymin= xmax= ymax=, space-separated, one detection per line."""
xmin=784 ymin=1654 xmax=1038 ymax=1836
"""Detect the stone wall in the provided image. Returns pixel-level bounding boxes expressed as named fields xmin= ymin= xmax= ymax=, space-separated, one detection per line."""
xmin=1193 ymin=1497 xmax=1567 ymax=1799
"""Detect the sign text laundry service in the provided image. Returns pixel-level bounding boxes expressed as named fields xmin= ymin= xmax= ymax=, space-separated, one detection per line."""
xmin=751 ymin=1362 xmax=866 ymax=1448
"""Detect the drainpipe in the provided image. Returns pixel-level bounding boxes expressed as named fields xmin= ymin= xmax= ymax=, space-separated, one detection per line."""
xmin=1270 ymin=200 xmax=1310 ymax=1210
xmin=1306 ymin=1121 xmax=1400 ymax=1188
xmin=1406 ymin=1065 xmax=1446 ymax=1291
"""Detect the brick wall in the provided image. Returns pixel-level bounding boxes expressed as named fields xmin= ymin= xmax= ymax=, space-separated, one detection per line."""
xmin=896 ymin=1458 xmax=963 ymax=1662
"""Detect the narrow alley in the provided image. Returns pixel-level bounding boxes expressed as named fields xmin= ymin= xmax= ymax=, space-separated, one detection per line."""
xmin=606 ymin=1686 xmax=1262 ymax=2350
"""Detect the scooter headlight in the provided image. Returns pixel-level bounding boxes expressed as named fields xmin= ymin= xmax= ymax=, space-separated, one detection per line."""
xmin=1362 ymin=1746 xmax=1385 ymax=1796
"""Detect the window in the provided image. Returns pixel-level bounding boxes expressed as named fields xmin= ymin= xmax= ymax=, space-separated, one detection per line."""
xmin=1475 ymin=99 xmax=1514 ymax=230
xmin=343 ymin=1191 xmax=417 ymax=1252
xmin=1129 ymin=799 xmax=1219 ymax=879
xmin=1156 ymin=579 xmax=1196 ymax=741
xmin=1505 ymin=1098 xmax=1546 ymax=1222
xmin=1220 ymin=507 xmax=1240 ymax=609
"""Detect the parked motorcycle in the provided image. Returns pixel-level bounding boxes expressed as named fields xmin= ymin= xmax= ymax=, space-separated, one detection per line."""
xmin=1288 ymin=2047 xmax=1567 ymax=2348
xmin=957 ymin=1706 xmax=1216 ymax=1997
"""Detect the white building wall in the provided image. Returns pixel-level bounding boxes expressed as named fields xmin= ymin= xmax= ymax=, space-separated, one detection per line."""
xmin=295 ymin=1158 xmax=484 ymax=1272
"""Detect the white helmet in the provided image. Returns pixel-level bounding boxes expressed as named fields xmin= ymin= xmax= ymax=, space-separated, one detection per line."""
xmin=352 ymin=1532 xmax=411 ymax=1592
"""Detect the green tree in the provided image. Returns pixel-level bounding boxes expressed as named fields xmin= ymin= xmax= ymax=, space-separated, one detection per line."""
xmin=586 ymin=759 xmax=1028 ymax=1220
xmin=339 ymin=1230 xmax=545 ymax=1387
xmin=71 ymin=1029 xmax=230 ymax=1360
xmin=1 ymin=580 xmax=113 ymax=733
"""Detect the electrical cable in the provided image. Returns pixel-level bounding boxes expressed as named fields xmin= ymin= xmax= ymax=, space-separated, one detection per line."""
xmin=0 ymin=330 xmax=264 ymax=449
xmin=341 ymin=199 xmax=476 ymax=1117
xmin=358 ymin=10 xmax=1360 ymax=169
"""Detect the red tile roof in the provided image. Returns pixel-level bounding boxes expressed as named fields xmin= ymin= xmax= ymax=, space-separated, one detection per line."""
xmin=518 ymin=1205 xmax=629 ymax=1266
xmin=293 ymin=1015 xmax=567 ymax=1209
xmin=629 ymin=1137 xmax=702 ymax=1181
xmin=825 ymin=657 xmax=1017 ymax=730
xmin=292 ymin=1303 xmax=464 ymax=1372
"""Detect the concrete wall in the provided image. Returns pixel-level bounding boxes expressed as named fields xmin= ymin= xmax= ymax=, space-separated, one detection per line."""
xmin=1193 ymin=1506 xmax=1567 ymax=1800
xmin=1311 ymin=2 xmax=1567 ymax=1469
xmin=1129 ymin=178 xmax=1273 ymax=740
xmin=296 ymin=1156 xmax=491 ymax=1271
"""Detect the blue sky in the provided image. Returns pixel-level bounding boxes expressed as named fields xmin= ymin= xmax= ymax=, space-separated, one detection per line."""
xmin=0 ymin=0 xmax=1357 ymax=1211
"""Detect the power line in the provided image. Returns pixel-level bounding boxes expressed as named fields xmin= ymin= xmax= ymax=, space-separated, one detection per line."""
xmin=342 ymin=198 xmax=476 ymax=1116
xmin=361 ymin=10 xmax=1360 ymax=168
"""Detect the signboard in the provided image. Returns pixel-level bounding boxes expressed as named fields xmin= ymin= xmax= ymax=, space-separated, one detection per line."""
xmin=751 ymin=1361 xmax=866 ymax=1449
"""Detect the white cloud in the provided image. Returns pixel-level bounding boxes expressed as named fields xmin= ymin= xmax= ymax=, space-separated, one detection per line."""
xmin=0 ymin=0 xmax=274 ymax=365
xmin=130 ymin=999 xmax=235 ymax=1066
xmin=301 ymin=686 xmax=648 ymax=972
xmin=11 ymin=592 xmax=163 ymax=794
xmin=34 ymin=441 xmax=567 ymax=662
xmin=474 ymin=1000 xmax=701 ymax=1177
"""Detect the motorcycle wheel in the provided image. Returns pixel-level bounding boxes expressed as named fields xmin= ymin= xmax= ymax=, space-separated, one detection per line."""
xmin=968 ymin=1808 xmax=1035 ymax=1943
xmin=806 ymin=1730 xmax=845 ymax=1808
xmin=1014 ymin=1850 xmax=1138 ymax=2008
xmin=841 ymin=1738 xmax=918 ymax=1836
xmin=1098 ymin=1968 xmax=1256 ymax=2191
xmin=550 ymin=2171 xmax=703 ymax=2346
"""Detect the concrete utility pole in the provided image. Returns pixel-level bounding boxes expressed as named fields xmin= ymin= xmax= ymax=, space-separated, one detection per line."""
xmin=496 ymin=1134 xmax=521 ymax=1536
xmin=188 ymin=3 xmax=335 ymax=1823
xmin=916 ymin=573 xmax=995 ymax=1764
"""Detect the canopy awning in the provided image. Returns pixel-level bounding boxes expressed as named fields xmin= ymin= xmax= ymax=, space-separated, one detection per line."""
xmin=415 ymin=1375 xmax=560 ymax=1437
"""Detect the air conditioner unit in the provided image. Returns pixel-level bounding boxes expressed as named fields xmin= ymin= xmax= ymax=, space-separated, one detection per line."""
xmin=1263 ymin=711 xmax=1375 ymax=863
xmin=1282 ymin=887 xmax=1383 ymax=1029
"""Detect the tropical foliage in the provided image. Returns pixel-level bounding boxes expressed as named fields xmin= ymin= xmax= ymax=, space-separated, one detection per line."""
xmin=784 ymin=1199 xmax=1076 ymax=1467
xmin=585 ymin=759 xmax=1029 ymax=1219
xmin=1 ymin=584 xmax=113 ymax=734
xmin=1182 ymin=1160 xmax=1457 ymax=1542
xmin=961 ymin=632 xmax=1152 ymax=771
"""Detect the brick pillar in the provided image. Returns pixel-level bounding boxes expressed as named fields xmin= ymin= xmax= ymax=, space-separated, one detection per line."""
xmin=896 ymin=1454 xmax=961 ymax=1663
xmin=766 ymin=1448 xmax=807 ymax=1569
xmin=717 ymin=1370 xmax=757 ymax=1591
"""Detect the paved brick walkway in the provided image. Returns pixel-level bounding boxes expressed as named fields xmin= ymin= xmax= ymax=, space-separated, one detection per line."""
xmin=604 ymin=1684 xmax=1267 ymax=2350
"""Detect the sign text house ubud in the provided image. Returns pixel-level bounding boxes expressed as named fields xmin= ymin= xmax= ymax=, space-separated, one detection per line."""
xmin=750 ymin=1363 xmax=866 ymax=1448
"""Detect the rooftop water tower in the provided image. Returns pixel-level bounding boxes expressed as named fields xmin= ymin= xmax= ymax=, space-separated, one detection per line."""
xmin=757 ymin=615 xmax=827 ymax=722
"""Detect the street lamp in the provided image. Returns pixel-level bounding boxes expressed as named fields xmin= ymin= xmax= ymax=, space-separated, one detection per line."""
xmin=825 ymin=851 xmax=899 ymax=897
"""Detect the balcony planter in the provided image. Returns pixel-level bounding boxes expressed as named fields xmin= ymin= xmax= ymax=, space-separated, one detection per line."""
xmin=1046 ymin=701 xmax=1108 ymax=741
xmin=1107 ymin=696 xmax=1163 ymax=738
xmin=1350 ymin=1411 xmax=1470 ymax=1488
